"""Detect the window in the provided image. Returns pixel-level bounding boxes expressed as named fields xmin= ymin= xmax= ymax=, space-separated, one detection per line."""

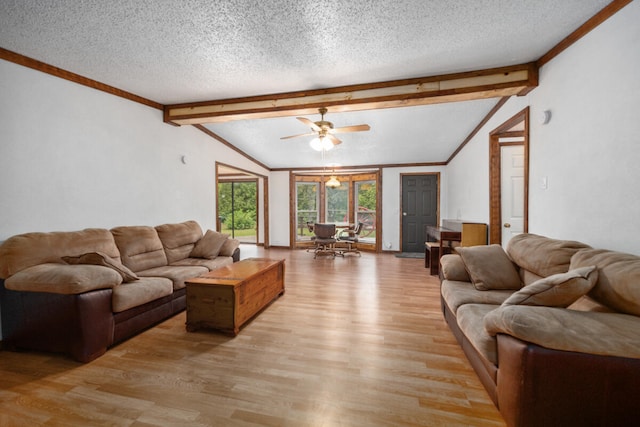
xmin=355 ymin=180 xmax=377 ymax=242
xmin=326 ymin=184 xmax=348 ymax=225
xmin=296 ymin=182 xmax=319 ymax=241
xmin=293 ymin=172 xmax=380 ymax=250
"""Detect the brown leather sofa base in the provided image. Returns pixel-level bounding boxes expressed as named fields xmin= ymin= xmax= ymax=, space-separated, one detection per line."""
xmin=441 ymin=295 xmax=640 ymax=426
xmin=442 ymin=298 xmax=498 ymax=405
xmin=497 ymin=333 xmax=640 ymax=427
xmin=113 ymin=288 xmax=185 ymax=344
xmin=0 ymin=279 xmax=184 ymax=362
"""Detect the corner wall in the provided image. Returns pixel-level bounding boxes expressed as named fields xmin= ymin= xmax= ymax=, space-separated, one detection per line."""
xmin=446 ymin=2 xmax=640 ymax=255
xmin=0 ymin=59 xmax=268 ymax=240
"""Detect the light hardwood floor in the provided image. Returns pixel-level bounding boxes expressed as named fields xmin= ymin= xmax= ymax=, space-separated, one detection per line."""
xmin=0 ymin=247 xmax=505 ymax=426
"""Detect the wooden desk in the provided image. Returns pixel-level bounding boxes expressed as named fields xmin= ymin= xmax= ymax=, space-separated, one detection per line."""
xmin=425 ymin=226 xmax=461 ymax=274
xmin=185 ymin=258 xmax=285 ymax=336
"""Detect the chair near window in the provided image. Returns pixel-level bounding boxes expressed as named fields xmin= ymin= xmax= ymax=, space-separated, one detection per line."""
xmin=313 ymin=223 xmax=337 ymax=258
xmin=336 ymin=222 xmax=363 ymax=256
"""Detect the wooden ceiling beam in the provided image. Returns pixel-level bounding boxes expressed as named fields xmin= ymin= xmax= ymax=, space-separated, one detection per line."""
xmin=164 ymin=62 xmax=538 ymax=125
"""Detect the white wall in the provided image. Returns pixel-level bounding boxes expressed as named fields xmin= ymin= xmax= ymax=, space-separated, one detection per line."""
xmin=0 ymin=59 xmax=268 ymax=240
xmin=269 ymin=171 xmax=291 ymax=247
xmin=527 ymin=0 xmax=640 ymax=253
xmin=447 ymin=1 xmax=640 ymax=254
xmin=446 ymin=95 xmax=529 ymax=224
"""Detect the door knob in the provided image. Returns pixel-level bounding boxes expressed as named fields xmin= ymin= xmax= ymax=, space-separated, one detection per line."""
xmin=402 ymin=212 xmax=407 ymax=216
xmin=504 ymin=223 xmax=511 ymax=228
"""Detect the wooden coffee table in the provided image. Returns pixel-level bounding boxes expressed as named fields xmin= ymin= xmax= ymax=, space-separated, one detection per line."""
xmin=184 ymin=258 xmax=285 ymax=336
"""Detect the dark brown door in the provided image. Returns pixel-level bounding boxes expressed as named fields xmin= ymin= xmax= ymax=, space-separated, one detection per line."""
xmin=402 ymin=174 xmax=438 ymax=253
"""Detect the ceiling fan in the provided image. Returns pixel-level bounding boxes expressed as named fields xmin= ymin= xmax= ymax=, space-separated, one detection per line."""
xmin=280 ymin=107 xmax=370 ymax=151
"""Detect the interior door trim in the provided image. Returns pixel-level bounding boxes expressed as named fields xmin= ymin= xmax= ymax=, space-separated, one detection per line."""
xmin=489 ymin=107 xmax=529 ymax=245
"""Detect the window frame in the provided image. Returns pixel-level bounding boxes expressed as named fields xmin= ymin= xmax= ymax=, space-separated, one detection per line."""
xmin=290 ymin=171 xmax=380 ymax=251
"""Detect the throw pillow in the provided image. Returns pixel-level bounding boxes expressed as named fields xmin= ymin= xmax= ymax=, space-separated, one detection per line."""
xmin=62 ymin=251 xmax=139 ymax=282
xmin=219 ymin=238 xmax=240 ymax=257
xmin=456 ymin=244 xmax=521 ymax=291
xmin=502 ymin=266 xmax=598 ymax=307
xmin=190 ymin=230 xmax=229 ymax=259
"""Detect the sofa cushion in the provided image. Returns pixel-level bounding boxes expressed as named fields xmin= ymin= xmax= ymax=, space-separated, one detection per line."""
xmin=136 ymin=265 xmax=209 ymax=290
xmin=484 ymin=305 xmax=640 ymax=359
xmin=457 ymin=304 xmax=500 ymax=365
xmin=0 ymin=228 xmax=120 ymax=279
xmin=190 ymin=230 xmax=229 ymax=259
xmin=170 ymin=256 xmax=233 ymax=271
xmin=111 ymin=226 xmax=168 ymax=272
xmin=155 ymin=220 xmax=203 ymax=264
xmin=568 ymin=295 xmax=616 ymax=313
xmin=5 ymin=263 xmax=122 ymax=294
xmin=439 ymin=254 xmax=471 ymax=282
xmin=219 ymin=238 xmax=241 ymax=257
xmin=520 ymin=269 xmax=545 ymax=286
xmin=441 ymin=280 xmax=514 ymax=314
xmin=501 ymin=266 xmax=598 ymax=308
xmin=506 ymin=233 xmax=591 ymax=278
xmin=111 ymin=276 xmax=173 ymax=312
xmin=456 ymin=245 xmax=521 ymax=291
xmin=62 ymin=251 xmax=139 ymax=282
xmin=571 ymin=248 xmax=640 ymax=316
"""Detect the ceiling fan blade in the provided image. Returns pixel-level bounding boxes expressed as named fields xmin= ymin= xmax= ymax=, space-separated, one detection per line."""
xmin=327 ymin=133 xmax=342 ymax=146
xmin=280 ymin=132 xmax=316 ymax=140
xmin=297 ymin=117 xmax=322 ymax=131
xmin=331 ymin=124 xmax=371 ymax=134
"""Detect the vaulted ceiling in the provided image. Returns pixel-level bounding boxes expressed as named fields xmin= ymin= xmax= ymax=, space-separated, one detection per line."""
xmin=0 ymin=0 xmax=618 ymax=169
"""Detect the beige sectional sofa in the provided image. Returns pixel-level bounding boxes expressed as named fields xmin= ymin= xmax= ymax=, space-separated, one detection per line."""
xmin=439 ymin=233 xmax=640 ymax=426
xmin=0 ymin=220 xmax=240 ymax=362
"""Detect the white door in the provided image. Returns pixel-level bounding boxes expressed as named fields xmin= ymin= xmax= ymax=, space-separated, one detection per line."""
xmin=501 ymin=145 xmax=525 ymax=248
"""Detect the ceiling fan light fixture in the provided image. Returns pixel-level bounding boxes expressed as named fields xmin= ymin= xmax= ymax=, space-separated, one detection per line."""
xmin=310 ymin=135 xmax=334 ymax=151
xmin=283 ymin=107 xmax=369 ymax=151
xmin=326 ymin=175 xmax=340 ymax=188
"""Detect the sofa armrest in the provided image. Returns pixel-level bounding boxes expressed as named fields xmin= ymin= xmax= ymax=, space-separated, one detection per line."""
xmin=497 ymin=333 xmax=640 ymax=427
xmin=1 ymin=279 xmax=114 ymax=362
xmin=439 ymin=254 xmax=470 ymax=282
xmin=5 ymin=263 xmax=122 ymax=294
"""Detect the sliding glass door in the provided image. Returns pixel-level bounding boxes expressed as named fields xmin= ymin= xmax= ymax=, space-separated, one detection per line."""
xmin=218 ymin=180 xmax=257 ymax=243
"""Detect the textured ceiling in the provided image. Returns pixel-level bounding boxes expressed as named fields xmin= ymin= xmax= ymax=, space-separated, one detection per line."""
xmin=0 ymin=0 xmax=614 ymax=169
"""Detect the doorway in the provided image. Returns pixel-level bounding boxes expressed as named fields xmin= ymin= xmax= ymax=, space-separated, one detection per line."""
xmin=218 ymin=180 xmax=257 ymax=243
xmin=489 ymin=107 xmax=529 ymax=247
xmin=216 ymin=162 xmax=269 ymax=247
xmin=501 ymin=145 xmax=525 ymax=247
xmin=401 ymin=173 xmax=439 ymax=253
